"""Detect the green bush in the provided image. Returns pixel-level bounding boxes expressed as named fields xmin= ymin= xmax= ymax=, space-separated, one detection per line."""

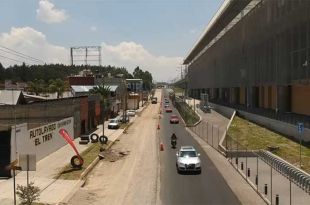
xmin=16 ymin=182 xmax=40 ymax=205
xmin=175 ymin=101 xmax=199 ymax=126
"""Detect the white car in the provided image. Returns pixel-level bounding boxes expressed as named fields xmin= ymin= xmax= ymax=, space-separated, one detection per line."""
xmin=176 ymin=146 xmax=201 ymax=174
xmin=126 ymin=110 xmax=136 ymax=117
xmin=108 ymin=118 xmax=120 ymax=129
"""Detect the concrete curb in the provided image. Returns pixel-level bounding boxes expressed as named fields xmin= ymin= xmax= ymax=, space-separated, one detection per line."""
xmin=79 ymin=136 xmax=121 ymax=180
xmin=136 ymin=101 xmax=149 ymax=116
xmin=79 ymin=114 xmax=137 ymax=179
xmin=59 ymin=103 xmax=143 ymax=204
xmin=59 ymin=179 xmax=86 ymax=204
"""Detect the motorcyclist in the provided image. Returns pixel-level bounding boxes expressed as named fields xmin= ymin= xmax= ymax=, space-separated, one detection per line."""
xmin=171 ymin=133 xmax=177 ymax=147
xmin=171 ymin=133 xmax=177 ymax=140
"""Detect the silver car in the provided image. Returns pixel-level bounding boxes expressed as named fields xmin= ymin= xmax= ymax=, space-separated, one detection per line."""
xmin=176 ymin=146 xmax=201 ymax=174
xmin=126 ymin=110 xmax=136 ymax=117
xmin=108 ymin=118 xmax=120 ymax=129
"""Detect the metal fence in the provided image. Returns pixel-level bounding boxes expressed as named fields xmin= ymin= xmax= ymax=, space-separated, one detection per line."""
xmin=189 ymin=121 xmax=310 ymax=205
xmin=189 ymin=120 xmax=224 ymax=151
xmin=210 ymin=100 xmax=310 ymax=129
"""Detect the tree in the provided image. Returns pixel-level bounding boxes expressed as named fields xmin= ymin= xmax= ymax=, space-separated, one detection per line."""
xmin=27 ymin=79 xmax=46 ymax=95
xmin=90 ymin=85 xmax=111 ymax=137
xmin=133 ymin=66 xmax=153 ymax=91
xmin=0 ymin=62 xmax=5 ymax=82
xmin=48 ymin=78 xmax=65 ymax=98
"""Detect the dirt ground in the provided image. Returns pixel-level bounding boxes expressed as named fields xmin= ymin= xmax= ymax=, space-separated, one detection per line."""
xmin=68 ymin=90 xmax=161 ymax=205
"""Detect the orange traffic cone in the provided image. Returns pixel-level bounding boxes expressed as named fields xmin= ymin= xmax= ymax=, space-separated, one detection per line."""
xmin=160 ymin=142 xmax=164 ymax=151
xmin=157 ymin=124 xmax=160 ymax=130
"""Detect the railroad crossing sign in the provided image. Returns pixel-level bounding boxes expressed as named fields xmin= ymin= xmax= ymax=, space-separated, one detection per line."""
xmin=297 ymin=123 xmax=304 ymax=134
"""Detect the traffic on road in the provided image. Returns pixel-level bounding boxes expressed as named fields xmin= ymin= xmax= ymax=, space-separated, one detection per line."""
xmin=158 ymin=90 xmax=241 ymax=205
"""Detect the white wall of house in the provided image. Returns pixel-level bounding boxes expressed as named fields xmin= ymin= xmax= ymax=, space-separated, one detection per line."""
xmin=10 ymin=117 xmax=74 ymax=163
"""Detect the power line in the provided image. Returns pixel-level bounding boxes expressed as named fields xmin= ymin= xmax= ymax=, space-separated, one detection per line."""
xmin=0 ymin=54 xmax=25 ymax=64
xmin=0 ymin=45 xmax=45 ymax=64
xmin=0 ymin=48 xmax=41 ymax=62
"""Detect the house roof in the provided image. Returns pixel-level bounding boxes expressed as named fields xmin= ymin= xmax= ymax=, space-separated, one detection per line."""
xmin=71 ymin=85 xmax=118 ymax=93
xmin=0 ymin=90 xmax=25 ymax=105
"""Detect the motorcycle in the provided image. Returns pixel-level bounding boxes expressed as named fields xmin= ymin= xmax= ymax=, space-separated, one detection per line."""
xmin=171 ymin=139 xmax=177 ymax=149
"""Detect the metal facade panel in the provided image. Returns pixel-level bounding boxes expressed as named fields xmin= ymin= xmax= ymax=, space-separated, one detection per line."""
xmin=188 ymin=1 xmax=310 ymax=89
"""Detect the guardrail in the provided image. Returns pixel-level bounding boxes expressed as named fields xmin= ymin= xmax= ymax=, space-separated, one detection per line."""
xmin=258 ymin=150 xmax=310 ymax=194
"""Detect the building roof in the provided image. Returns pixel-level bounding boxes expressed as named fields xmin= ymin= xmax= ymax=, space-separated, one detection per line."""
xmin=23 ymin=93 xmax=49 ymax=100
xmin=71 ymin=85 xmax=118 ymax=93
xmin=68 ymin=76 xmax=95 ymax=86
xmin=183 ymin=0 xmax=252 ymax=64
xmin=126 ymin=79 xmax=143 ymax=82
xmin=0 ymin=90 xmax=25 ymax=105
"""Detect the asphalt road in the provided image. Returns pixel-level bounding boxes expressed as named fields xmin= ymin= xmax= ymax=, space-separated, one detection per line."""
xmin=159 ymin=93 xmax=241 ymax=205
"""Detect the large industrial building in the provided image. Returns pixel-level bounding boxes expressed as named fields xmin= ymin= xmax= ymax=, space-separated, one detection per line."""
xmin=184 ymin=0 xmax=310 ymax=126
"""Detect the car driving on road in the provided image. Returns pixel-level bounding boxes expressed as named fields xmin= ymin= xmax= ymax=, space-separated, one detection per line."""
xmin=151 ymin=97 xmax=158 ymax=104
xmin=176 ymin=146 xmax=201 ymax=174
xmin=170 ymin=115 xmax=179 ymax=124
xmin=165 ymin=107 xmax=172 ymax=113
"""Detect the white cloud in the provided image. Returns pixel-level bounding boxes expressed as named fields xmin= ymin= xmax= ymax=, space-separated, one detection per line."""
xmin=101 ymin=41 xmax=182 ymax=81
xmin=90 ymin=26 xmax=97 ymax=32
xmin=36 ymin=0 xmax=68 ymax=24
xmin=0 ymin=27 xmax=68 ymax=67
xmin=0 ymin=27 xmax=182 ymax=82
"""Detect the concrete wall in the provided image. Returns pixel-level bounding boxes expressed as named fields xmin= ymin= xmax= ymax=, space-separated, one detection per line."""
xmin=0 ymin=97 xmax=87 ymax=137
xmin=271 ymin=85 xmax=277 ymax=109
xmin=238 ymin=111 xmax=310 ymax=142
xmin=127 ymin=98 xmax=139 ymax=110
xmin=209 ymin=102 xmax=235 ymax=119
xmin=239 ymin=87 xmax=246 ymax=105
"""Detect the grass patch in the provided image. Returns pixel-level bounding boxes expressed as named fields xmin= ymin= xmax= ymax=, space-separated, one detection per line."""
xmin=175 ymin=101 xmax=199 ymax=126
xmin=172 ymin=87 xmax=184 ymax=95
xmin=227 ymin=116 xmax=310 ymax=173
xmin=55 ymin=142 xmax=106 ymax=180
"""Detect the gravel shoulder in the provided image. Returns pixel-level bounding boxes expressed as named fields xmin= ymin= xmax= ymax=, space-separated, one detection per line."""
xmin=68 ymin=90 xmax=161 ymax=205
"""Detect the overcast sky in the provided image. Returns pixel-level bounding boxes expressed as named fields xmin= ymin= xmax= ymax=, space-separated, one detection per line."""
xmin=0 ymin=0 xmax=223 ymax=82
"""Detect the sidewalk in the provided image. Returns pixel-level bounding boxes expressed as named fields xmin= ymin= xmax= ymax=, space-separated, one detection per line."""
xmin=184 ymin=98 xmax=265 ymax=204
xmin=186 ymin=98 xmax=229 ymax=148
xmin=0 ymin=135 xmax=91 ymax=205
xmin=185 ymin=98 xmax=310 ymax=204
xmin=0 ymin=110 xmax=143 ymax=204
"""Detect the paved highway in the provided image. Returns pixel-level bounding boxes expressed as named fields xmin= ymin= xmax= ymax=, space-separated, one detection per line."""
xmin=158 ymin=92 xmax=241 ymax=205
